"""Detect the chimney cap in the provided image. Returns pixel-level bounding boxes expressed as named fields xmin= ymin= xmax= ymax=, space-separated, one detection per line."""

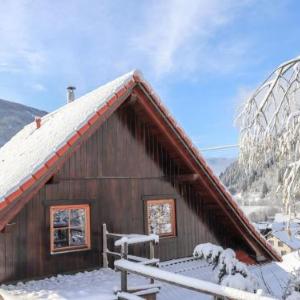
xmin=67 ymin=86 xmax=76 ymax=91
xmin=67 ymin=86 xmax=76 ymax=103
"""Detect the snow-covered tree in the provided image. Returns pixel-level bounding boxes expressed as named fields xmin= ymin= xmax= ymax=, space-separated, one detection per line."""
xmin=237 ymin=56 xmax=300 ymax=215
xmin=193 ymin=243 xmax=259 ymax=292
xmin=261 ymin=182 xmax=269 ymax=198
xmin=284 ymin=269 xmax=300 ymax=299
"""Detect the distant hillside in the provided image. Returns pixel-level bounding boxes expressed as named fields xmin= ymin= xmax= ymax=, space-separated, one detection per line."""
xmin=0 ymin=99 xmax=47 ymax=147
xmin=220 ymin=159 xmax=284 ymax=208
xmin=206 ymin=157 xmax=235 ymax=176
xmin=219 ymin=159 xmax=285 ymax=222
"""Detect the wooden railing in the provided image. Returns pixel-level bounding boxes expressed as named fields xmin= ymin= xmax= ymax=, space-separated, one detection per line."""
xmin=102 ymin=223 xmax=160 ymax=297
xmin=114 ymin=259 xmax=278 ymax=300
xmin=102 ymin=223 xmax=159 ymax=269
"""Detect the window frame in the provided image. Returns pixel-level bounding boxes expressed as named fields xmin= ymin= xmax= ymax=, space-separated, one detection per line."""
xmin=278 ymin=241 xmax=284 ymax=247
xmin=145 ymin=198 xmax=177 ymax=238
xmin=50 ymin=204 xmax=91 ymax=254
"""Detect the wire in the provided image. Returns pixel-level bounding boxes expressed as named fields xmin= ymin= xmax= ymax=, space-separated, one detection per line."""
xmin=199 ymin=144 xmax=239 ymax=152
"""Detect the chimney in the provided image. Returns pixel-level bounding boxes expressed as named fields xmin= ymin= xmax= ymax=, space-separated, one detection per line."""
xmin=35 ymin=116 xmax=41 ymax=129
xmin=67 ymin=86 xmax=76 ymax=103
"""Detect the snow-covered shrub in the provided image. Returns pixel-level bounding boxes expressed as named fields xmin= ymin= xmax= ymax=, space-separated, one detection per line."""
xmin=193 ymin=243 xmax=223 ymax=266
xmin=221 ymin=273 xmax=258 ymax=292
xmin=193 ymin=243 xmax=259 ymax=292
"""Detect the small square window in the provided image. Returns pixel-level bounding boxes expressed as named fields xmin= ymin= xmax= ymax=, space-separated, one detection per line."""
xmin=278 ymin=241 xmax=284 ymax=247
xmin=145 ymin=199 xmax=176 ymax=237
xmin=50 ymin=204 xmax=91 ymax=254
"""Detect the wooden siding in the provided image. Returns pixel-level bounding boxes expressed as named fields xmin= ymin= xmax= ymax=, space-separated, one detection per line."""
xmin=0 ymin=102 xmax=254 ymax=283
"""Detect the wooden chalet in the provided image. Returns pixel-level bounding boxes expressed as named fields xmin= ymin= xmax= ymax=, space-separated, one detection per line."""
xmin=0 ymin=71 xmax=280 ymax=283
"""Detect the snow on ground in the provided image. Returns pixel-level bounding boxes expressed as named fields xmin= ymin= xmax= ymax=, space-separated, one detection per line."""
xmin=0 ymin=268 xmax=125 ymax=300
xmin=2 ymin=253 xmax=300 ymax=300
xmin=0 ymin=258 xmax=213 ymax=300
xmin=240 ymin=205 xmax=270 ymax=215
xmin=251 ymin=251 xmax=300 ymax=299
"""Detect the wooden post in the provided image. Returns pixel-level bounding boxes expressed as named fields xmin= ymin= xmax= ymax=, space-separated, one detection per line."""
xmin=121 ymin=241 xmax=128 ymax=292
xmin=102 ymin=223 xmax=109 ymax=268
xmin=149 ymin=241 xmax=155 ymax=284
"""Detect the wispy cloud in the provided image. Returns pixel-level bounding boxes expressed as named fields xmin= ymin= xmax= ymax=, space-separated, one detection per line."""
xmin=31 ymin=83 xmax=46 ymax=92
xmin=130 ymin=0 xmax=252 ymax=77
xmin=0 ymin=1 xmax=254 ymax=80
xmin=0 ymin=1 xmax=46 ymax=75
xmin=0 ymin=0 xmax=260 ymax=107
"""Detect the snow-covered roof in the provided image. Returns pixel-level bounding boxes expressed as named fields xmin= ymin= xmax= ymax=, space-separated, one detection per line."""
xmin=0 ymin=71 xmax=137 ymax=204
xmin=270 ymin=228 xmax=300 ymax=250
xmin=254 ymin=222 xmax=270 ymax=231
xmin=271 ymin=220 xmax=300 ymax=232
xmin=274 ymin=213 xmax=300 ymax=224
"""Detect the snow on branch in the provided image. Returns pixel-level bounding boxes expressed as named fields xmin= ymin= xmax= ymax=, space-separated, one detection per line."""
xmin=193 ymin=243 xmax=259 ymax=293
xmin=237 ymin=56 xmax=300 ymax=213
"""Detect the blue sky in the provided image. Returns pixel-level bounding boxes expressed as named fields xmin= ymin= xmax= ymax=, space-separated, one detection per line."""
xmin=0 ymin=1 xmax=300 ymax=158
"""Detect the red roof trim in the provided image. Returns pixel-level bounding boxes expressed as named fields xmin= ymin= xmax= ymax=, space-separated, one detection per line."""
xmin=20 ymin=177 xmax=36 ymax=192
xmin=97 ymin=104 xmax=109 ymax=116
xmin=56 ymin=144 xmax=70 ymax=157
xmin=78 ymin=123 xmax=90 ymax=136
xmin=88 ymin=113 xmax=98 ymax=126
xmin=33 ymin=165 xmax=49 ymax=179
xmin=5 ymin=189 xmax=22 ymax=203
xmin=45 ymin=153 xmax=60 ymax=168
xmin=0 ymin=200 xmax=8 ymax=210
xmin=67 ymin=132 xmax=81 ymax=146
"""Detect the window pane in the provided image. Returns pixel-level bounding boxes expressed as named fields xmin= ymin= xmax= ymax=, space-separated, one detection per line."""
xmin=70 ymin=209 xmax=85 ymax=227
xmin=70 ymin=228 xmax=86 ymax=246
xmin=54 ymin=228 xmax=69 ymax=249
xmin=53 ymin=210 xmax=69 ymax=228
xmin=50 ymin=205 xmax=90 ymax=253
xmin=148 ymin=201 xmax=173 ymax=235
xmin=160 ymin=223 xmax=172 ymax=234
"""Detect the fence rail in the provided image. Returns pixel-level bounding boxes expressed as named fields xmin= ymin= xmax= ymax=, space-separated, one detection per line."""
xmin=114 ymin=259 xmax=278 ymax=300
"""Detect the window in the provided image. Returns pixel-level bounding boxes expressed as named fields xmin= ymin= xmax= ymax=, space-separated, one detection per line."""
xmin=278 ymin=241 xmax=283 ymax=247
xmin=281 ymin=250 xmax=287 ymax=256
xmin=146 ymin=199 xmax=176 ymax=237
xmin=50 ymin=204 xmax=91 ymax=254
xmin=268 ymin=240 xmax=274 ymax=245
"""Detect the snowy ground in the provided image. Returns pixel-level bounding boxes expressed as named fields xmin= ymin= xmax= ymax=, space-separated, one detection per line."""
xmin=0 ymin=258 xmax=213 ymax=300
xmin=240 ymin=205 xmax=270 ymax=215
xmin=1 ymin=253 xmax=300 ymax=300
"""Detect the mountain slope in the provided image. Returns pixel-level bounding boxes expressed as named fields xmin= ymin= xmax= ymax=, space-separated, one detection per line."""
xmin=0 ymin=99 xmax=47 ymax=147
xmin=220 ymin=159 xmax=283 ymax=207
xmin=206 ymin=157 xmax=235 ymax=176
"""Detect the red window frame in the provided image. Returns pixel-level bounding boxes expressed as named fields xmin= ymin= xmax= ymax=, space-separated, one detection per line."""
xmin=50 ymin=204 xmax=91 ymax=254
xmin=145 ymin=199 xmax=176 ymax=237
